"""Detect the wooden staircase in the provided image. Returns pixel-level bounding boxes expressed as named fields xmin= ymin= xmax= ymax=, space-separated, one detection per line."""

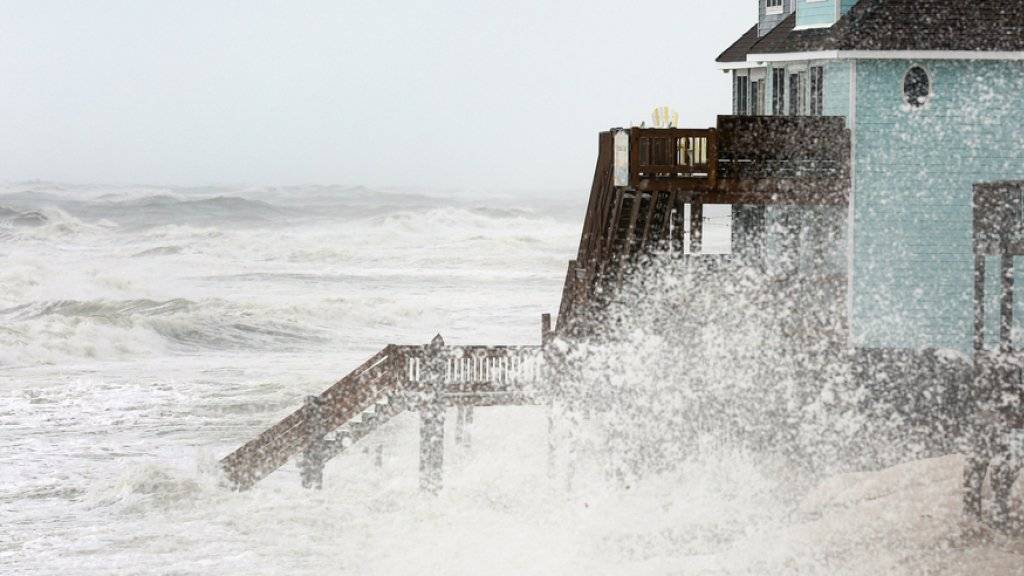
xmin=220 ymin=336 xmax=545 ymax=491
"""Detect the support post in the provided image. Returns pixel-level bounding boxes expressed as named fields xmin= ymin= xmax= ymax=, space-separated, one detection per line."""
xmin=690 ymin=202 xmax=703 ymax=254
xmin=731 ymin=205 xmax=766 ymax=272
xmin=1001 ymin=255 xmax=1014 ymax=354
xmin=975 ymin=255 xmax=987 ymax=352
xmin=455 ymin=405 xmax=467 ymax=447
xmin=541 ymin=313 xmax=557 ymax=479
xmin=300 ymin=395 xmax=326 ymax=490
xmin=419 ymin=334 xmax=446 ymax=494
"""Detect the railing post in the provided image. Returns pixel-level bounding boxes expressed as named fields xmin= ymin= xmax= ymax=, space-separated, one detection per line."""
xmin=542 ymin=313 xmax=557 ymax=480
xmin=707 ymin=128 xmax=718 ymax=188
xmin=300 ymin=395 xmax=326 ymax=490
xmin=419 ymin=334 xmax=447 ymax=494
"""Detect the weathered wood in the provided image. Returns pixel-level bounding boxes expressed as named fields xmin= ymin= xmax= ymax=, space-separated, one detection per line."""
xmin=455 ymin=405 xmax=468 ymax=446
xmin=419 ymin=335 xmax=447 ymax=494
xmin=220 ymin=346 xmax=397 ymax=490
xmin=556 ymin=260 xmax=577 ymax=331
xmin=974 ymin=182 xmax=1024 ymax=256
xmin=299 ymin=396 xmax=326 ymax=490
xmin=1001 ymin=255 xmax=1014 ymax=353
xmin=975 ymin=255 xmax=986 ymax=352
xmin=222 ymin=341 xmax=542 ymax=491
xmin=690 ymin=202 xmax=703 ymax=254
xmin=638 ymin=191 xmax=659 ymax=252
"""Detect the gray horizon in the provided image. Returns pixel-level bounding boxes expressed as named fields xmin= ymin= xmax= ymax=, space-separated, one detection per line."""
xmin=0 ymin=0 xmax=752 ymax=193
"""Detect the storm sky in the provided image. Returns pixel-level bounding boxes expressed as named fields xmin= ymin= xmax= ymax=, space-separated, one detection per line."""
xmin=0 ymin=0 xmax=752 ymax=192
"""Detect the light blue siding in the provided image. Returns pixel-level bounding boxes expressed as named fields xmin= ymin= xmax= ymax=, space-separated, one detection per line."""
xmin=851 ymin=60 xmax=1024 ymax=351
xmin=823 ymin=60 xmax=851 ymax=118
xmin=797 ymin=0 xmax=837 ymax=28
xmin=840 ymin=0 xmax=859 ymax=15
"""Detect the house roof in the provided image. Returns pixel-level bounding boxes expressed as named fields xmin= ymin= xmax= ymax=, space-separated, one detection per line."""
xmin=717 ymin=24 xmax=760 ymax=63
xmin=716 ymin=0 xmax=1024 ymax=63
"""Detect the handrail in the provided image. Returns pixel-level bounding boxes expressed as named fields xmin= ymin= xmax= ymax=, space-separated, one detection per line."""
xmin=220 ymin=343 xmax=543 ymax=490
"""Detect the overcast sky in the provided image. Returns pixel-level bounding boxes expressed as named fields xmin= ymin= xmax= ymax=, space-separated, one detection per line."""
xmin=0 ymin=0 xmax=753 ymax=192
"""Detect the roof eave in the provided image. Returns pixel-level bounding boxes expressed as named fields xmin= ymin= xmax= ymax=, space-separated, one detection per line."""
xmin=746 ymin=50 xmax=1024 ymax=63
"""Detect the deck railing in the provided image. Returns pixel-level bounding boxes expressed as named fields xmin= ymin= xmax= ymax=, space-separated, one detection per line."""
xmin=557 ymin=115 xmax=853 ymax=333
xmin=625 ymin=115 xmax=850 ymax=193
xmin=630 ymin=128 xmax=716 ymax=184
xmin=716 ymin=116 xmax=850 ymax=180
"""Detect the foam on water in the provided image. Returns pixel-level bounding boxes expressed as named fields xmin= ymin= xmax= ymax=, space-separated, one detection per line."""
xmin=2 ymin=183 xmax=1003 ymax=575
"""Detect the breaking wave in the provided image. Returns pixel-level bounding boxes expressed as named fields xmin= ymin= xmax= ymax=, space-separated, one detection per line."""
xmin=0 ymin=298 xmax=327 ymax=366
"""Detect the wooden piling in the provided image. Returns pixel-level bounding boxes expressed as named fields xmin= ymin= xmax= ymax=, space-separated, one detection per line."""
xmin=1001 ymin=255 xmax=1014 ymax=353
xmin=542 ymin=313 xmax=557 ymax=479
xmin=974 ymin=255 xmax=986 ymax=352
xmin=689 ymin=202 xmax=703 ymax=254
xmin=419 ymin=334 xmax=446 ymax=494
xmin=455 ymin=405 xmax=467 ymax=446
xmin=300 ymin=395 xmax=326 ymax=490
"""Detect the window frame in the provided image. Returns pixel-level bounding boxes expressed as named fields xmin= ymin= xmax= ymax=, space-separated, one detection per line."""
xmin=749 ymin=68 xmax=766 ymax=116
xmin=765 ymin=0 xmax=785 ymax=15
xmin=902 ymin=64 xmax=932 ymax=110
xmin=788 ymin=71 xmax=807 ymax=116
xmin=734 ymin=72 xmax=750 ymax=116
xmin=772 ymin=68 xmax=786 ymax=116
xmin=809 ymin=66 xmax=824 ymax=116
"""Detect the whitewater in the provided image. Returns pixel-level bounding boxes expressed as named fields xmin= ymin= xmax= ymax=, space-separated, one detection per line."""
xmin=1 ymin=183 xmax=1020 ymax=576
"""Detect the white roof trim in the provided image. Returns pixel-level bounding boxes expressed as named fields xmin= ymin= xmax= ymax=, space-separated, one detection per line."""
xmin=747 ymin=50 xmax=1024 ymax=62
xmin=717 ymin=61 xmax=765 ymax=70
xmin=792 ymin=23 xmax=833 ymax=31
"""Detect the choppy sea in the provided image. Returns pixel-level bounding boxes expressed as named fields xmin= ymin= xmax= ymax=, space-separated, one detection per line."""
xmin=1 ymin=183 xmax=780 ymax=576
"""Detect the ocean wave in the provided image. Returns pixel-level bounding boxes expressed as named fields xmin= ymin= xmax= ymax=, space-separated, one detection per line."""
xmin=87 ymin=463 xmax=211 ymax=515
xmin=0 ymin=205 xmax=48 ymax=227
xmin=131 ymin=246 xmax=184 ymax=258
xmin=0 ymin=206 xmax=115 ymax=240
xmin=88 ymin=195 xmax=294 ymax=229
xmin=0 ymin=298 xmax=197 ymax=323
xmin=1 ymin=189 xmax=294 ymax=230
xmin=0 ymin=298 xmax=327 ymax=365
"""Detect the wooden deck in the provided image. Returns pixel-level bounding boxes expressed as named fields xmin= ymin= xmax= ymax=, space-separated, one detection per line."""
xmin=559 ymin=115 xmax=851 ymax=334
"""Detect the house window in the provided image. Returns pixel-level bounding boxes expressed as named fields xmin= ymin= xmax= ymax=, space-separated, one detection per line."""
xmin=772 ymin=68 xmax=786 ymax=115
xmin=766 ymin=0 xmax=784 ymax=14
xmin=903 ymin=66 xmax=931 ymax=108
xmin=788 ymin=71 xmax=806 ymax=116
xmin=734 ymin=74 xmax=749 ymax=115
xmin=809 ymin=66 xmax=824 ymax=116
xmin=751 ymin=79 xmax=764 ymax=115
